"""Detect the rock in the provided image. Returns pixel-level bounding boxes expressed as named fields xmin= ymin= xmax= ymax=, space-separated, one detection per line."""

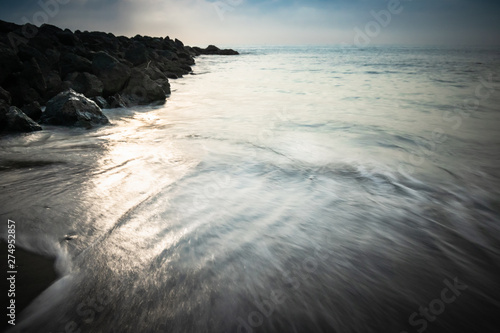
xmin=0 ymin=19 xmax=238 ymax=110
xmin=91 ymin=96 xmax=109 ymax=109
xmin=41 ymin=89 xmax=109 ymax=128
xmin=0 ymin=46 xmax=22 ymax=85
xmin=92 ymin=51 xmax=131 ymax=96
xmin=122 ymin=69 xmax=167 ymax=105
xmin=191 ymin=45 xmax=239 ymax=56
xmin=143 ymin=65 xmax=168 ymax=81
xmin=17 ymin=44 xmax=50 ymax=73
xmin=60 ymin=52 xmax=92 ymax=78
xmin=107 ymin=94 xmax=128 ymax=108
xmin=174 ymin=38 xmax=184 ymax=49
xmin=39 ymin=23 xmax=63 ymax=36
xmin=21 ymin=101 xmax=42 ymax=122
xmin=0 ymin=86 xmax=11 ymax=104
xmin=7 ymin=74 xmax=42 ymax=106
xmin=157 ymin=79 xmax=171 ymax=95
xmin=22 ymin=58 xmax=46 ymax=94
xmin=64 ymin=72 xmax=104 ymax=98
xmin=124 ymin=43 xmax=149 ymax=66
xmin=0 ymin=20 xmax=20 ymax=34
xmin=56 ymin=29 xmax=79 ymax=46
xmin=0 ymin=102 xmax=42 ymax=133
xmin=44 ymin=49 xmax=61 ymax=69
xmin=45 ymin=71 xmax=63 ymax=99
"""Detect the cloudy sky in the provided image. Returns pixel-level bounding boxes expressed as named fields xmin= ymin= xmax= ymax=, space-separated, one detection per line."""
xmin=1 ymin=0 xmax=499 ymax=46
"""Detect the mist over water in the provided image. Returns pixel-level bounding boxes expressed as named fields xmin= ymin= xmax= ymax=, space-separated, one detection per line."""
xmin=1 ymin=46 xmax=500 ymax=333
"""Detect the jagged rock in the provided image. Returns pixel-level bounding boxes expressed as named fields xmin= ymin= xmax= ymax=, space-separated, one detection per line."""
xmin=174 ymin=38 xmax=184 ymax=49
xmin=91 ymin=96 xmax=109 ymax=109
xmin=92 ymin=51 xmax=131 ymax=96
xmin=44 ymin=49 xmax=60 ymax=69
xmin=7 ymin=74 xmax=42 ymax=106
xmin=17 ymin=44 xmax=50 ymax=73
xmin=0 ymin=19 xmax=239 ymax=112
xmin=56 ymin=29 xmax=79 ymax=46
xmin=0 ymin=102 xmax=42 ymax=133
xmin=64 ymin=72 xmax=104 ymax=98
xmin=22 ymin=57 xmax=46 ymax=94
xmin=157 ymin=79 xmax=171 ymax=95
xmin=60 ymin=52 xmax=92 ymax=77
xmin=143 ymin=65 xmax=168 ymax=81
xmin=0 ymin=86 xmax=11 ymax=104
xmin=41 ymin=89 xmax=109 ymax=128
xmin=125 ymin=42 xmax=149 ymax=66
xmin=0 ymin=46 xmax=22 ymax=85
xmin=0 ymin=20 xmax=19 ymax=33
xmin=107 ymin=94 xmax=128 ymax=108
xmin=45 ymin=71 xmax=62 ymax=99
xmin=190 ymin=45 xmax=239 ymax=56
xmin=21 ymin=101 xmax=42 ymax=122
xmin=122 ymin=69 xmax=166 ymax=105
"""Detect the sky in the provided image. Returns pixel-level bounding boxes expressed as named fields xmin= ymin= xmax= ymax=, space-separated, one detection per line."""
xmin=0 ymin=0 xmax=499 ymax=46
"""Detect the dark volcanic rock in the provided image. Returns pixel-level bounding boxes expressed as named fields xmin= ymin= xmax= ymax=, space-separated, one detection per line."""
xmin=45 ymin=71 xmax=63 ymax=99
xmin=64 ymin=72 xmax=104 ymax=98
xmin=0 ymin=86 xmax=11 ymax=104
xmin=21 ymin=101 xmax=43 ymax=122
xmin=41 ymin=89 xmax=109 ymax=128
xmin=107 ymin=94 xmax=128 ymax=108
xmin=125 ymin=43 xmax=149 ymax=66
xmin=0 ymin=47 xmax=22 ymax=85
xmin=122 ymin=69 xmax=167 ymax=105
xmin=22 ymin=58 xmax=46 ymax=94
xmin=0 ymin=102 xmax=42 ymax=133
xmin=91 ymin=96 xmax=109 ymax=109
xmin=7 ymin=74 xmax=42 ymax=106
xmin=60 ymin=52 xmax=92 ymax=77
xmin=189 ymin=45 xmax=239 ymax=56
xmin=92 ymin=51 xmax=131 ymax=96
xmin=0 ymin=19 xmax=239 ymax=115
xmin=56 ymin=29 xmax=79 ymax=46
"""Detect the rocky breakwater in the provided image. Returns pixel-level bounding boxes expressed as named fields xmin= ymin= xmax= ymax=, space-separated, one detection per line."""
xmin=0 ymin=20 xmax=238 ymax=133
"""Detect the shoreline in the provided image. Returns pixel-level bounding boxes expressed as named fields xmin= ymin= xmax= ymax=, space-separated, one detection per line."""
xmin=0 ymin=19 xmax=238 ymax=133
xmin=1 ymin=240 xmax=58 ymax=331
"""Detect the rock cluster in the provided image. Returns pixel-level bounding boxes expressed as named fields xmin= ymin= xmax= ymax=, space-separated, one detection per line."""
xmin=0 ymin=20 xmax=238 ymax=133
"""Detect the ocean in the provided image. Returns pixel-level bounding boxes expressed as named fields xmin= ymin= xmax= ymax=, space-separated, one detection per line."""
xmin=1 ymin=45 xmax=500 ymax=333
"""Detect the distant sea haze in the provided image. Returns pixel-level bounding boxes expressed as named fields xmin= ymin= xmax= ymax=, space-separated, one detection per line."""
xmin=2 ymin=45 xmax=500 ymax=333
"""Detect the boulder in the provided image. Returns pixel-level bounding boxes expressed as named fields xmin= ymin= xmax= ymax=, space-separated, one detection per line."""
xmin=124 ymin=43 xmax=149 ymax=66
xmin=0 ymin=46 xmax=22 ymax=85
xmin=21 ymin=101 xmax=42 ymax=122
xmin=122 ymin=69 xmax=166 ymax=105
xmin=56 ymin=29 xmax=79 ymax=46
xmin=157 ymin=79 xmax=171 ymax=95
xmin=45 ymin=71 xmax=63 ymax=99
xmin=59 ymin=52 xmax=92 ymax=77
xmin=92 ymin=51 xmax=131 ymax=96
xmin=7 ymin=74 xmax=42 ymax=106
xmin=64 ymin=72 xmax=104 ymax=97
xmin=91 ymin=96 xmax=109 ymax=109
xmin=17 ymin=44 xmax=50 ymax=73
xmin=0 ymin=102 xmax=42 ymax=133
xmin=41 ymin=89 xmax=109 ymax=128
xmin=143 ymin=65 xmax=168 ymax=81
xmin=44 ymin=48 xmax=61 ymax=69
xmin=191 ymin=45 xmax=239 ymax=56
xmin=0 ymin=86 xmax=11 ymax=104
xmin=107 ymin=94 xmax=128 ymax=108
xmin=22 ymin=58 xmax=46 ymax=94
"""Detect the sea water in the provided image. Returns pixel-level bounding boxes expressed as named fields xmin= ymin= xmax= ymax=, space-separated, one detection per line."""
xmin=1 ymin=45 xmax=500 ymax=333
